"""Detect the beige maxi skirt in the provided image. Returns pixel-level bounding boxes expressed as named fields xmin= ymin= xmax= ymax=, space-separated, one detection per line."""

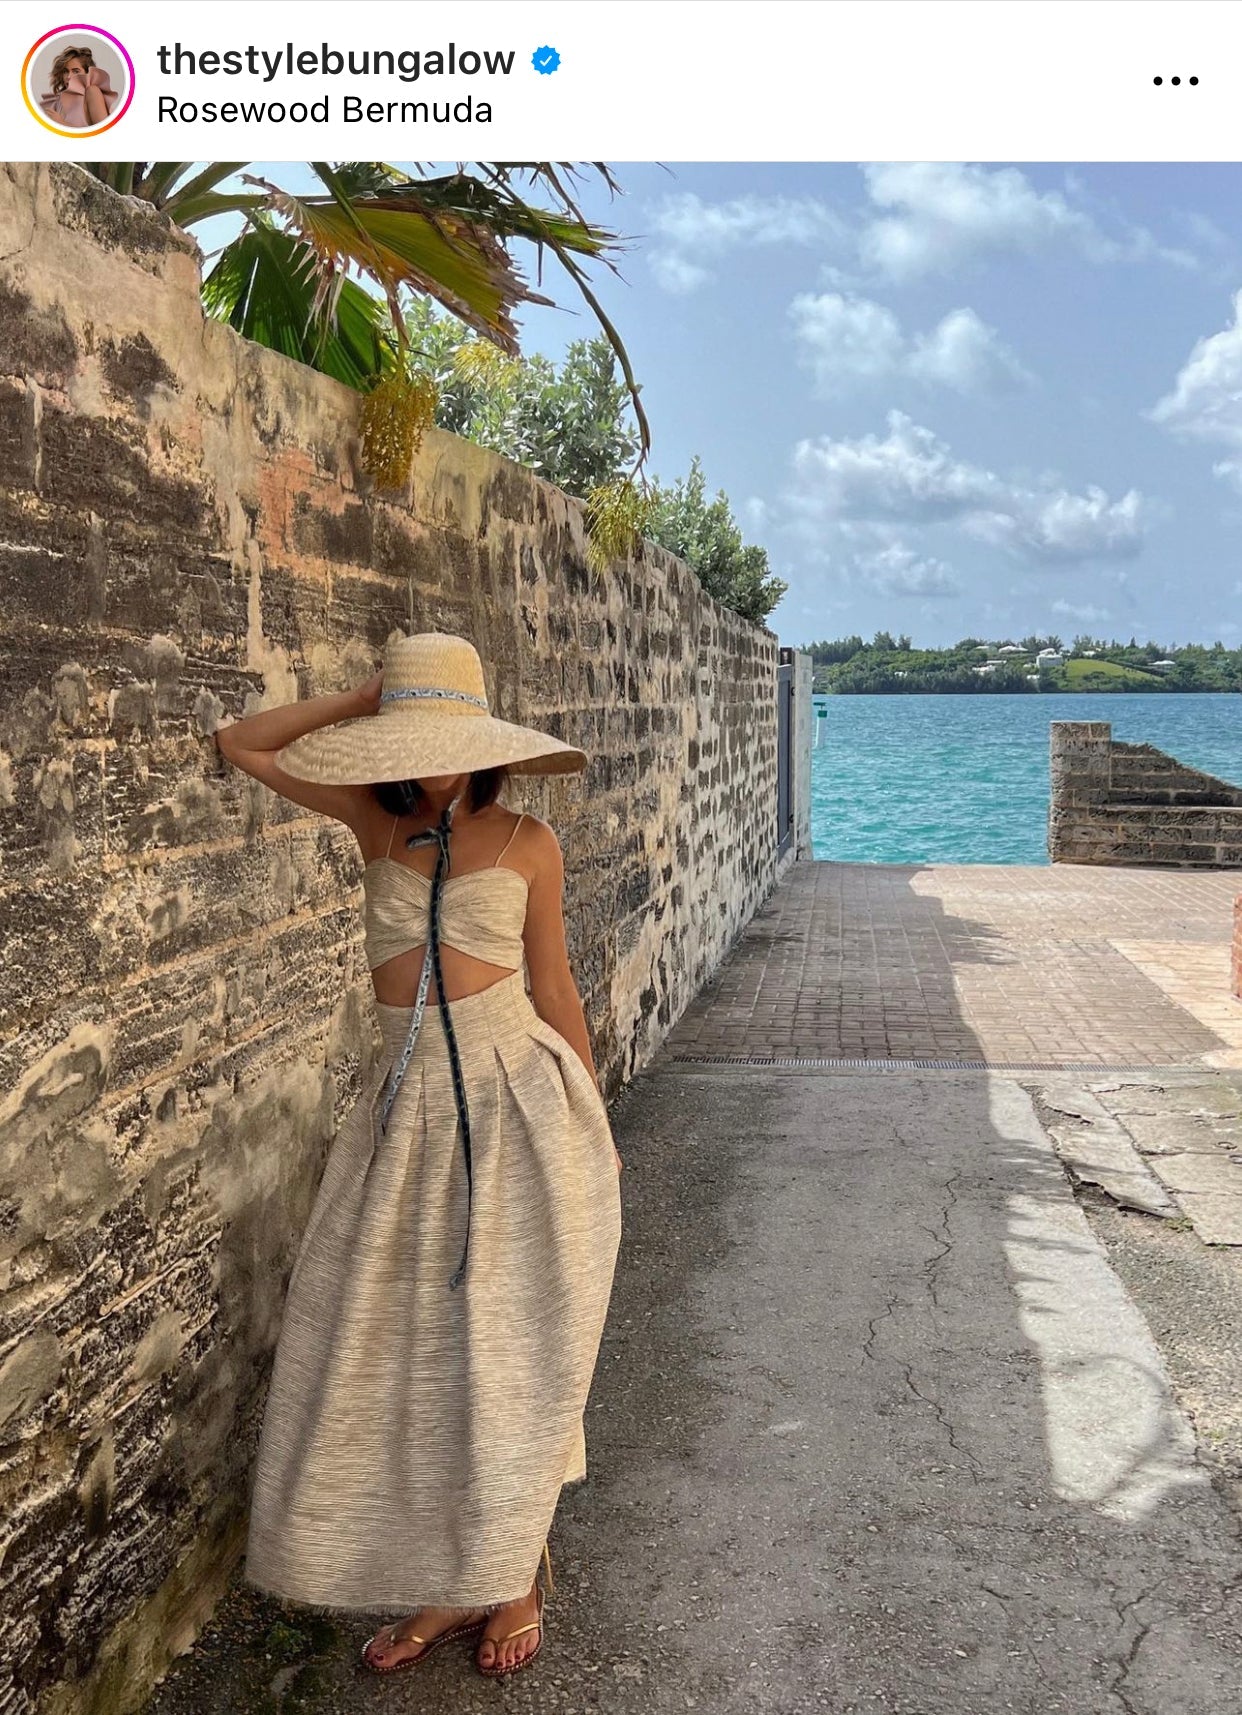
xmin=243 ymin=967 xmax=623 ymax=1613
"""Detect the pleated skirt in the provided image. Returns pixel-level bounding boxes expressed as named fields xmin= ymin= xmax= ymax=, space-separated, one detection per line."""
xmin=242 ymin=967 xmax=623 ymax=1613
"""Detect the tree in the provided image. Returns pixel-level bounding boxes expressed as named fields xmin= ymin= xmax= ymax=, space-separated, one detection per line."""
xmin=645 ymin=457 xmax=787 ymax=624
xmin=806 ymin=635 xmax=866 ymax=664
xmin=402 ymin=299 xmax=641 ymax=498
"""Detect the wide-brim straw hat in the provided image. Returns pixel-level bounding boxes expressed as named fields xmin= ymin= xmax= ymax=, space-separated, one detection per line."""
xmin=275 ymin=632 xmax=588 ymax=784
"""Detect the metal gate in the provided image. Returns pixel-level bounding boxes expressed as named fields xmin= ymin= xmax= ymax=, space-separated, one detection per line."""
xmin=776 ymin=648 xmax=794 ymax=858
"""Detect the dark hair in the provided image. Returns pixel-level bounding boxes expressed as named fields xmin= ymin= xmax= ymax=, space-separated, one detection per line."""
xmin=370 ymin=766 xmax=511 ymax=820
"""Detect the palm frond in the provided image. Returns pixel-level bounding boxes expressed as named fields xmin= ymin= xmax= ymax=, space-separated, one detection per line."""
xmin=239 ymin=169 xmax=550 ymax=354
xmin=201 ymin=220 xmax=390 ymax=389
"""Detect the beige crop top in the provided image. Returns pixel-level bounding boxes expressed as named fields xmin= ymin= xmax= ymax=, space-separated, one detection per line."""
xmin=362 ymin=812 xmax=529 ymax=973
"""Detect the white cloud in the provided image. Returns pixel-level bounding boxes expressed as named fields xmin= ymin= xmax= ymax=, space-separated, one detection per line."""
xmin=647 ymin=191 xmax=845 ymax=293
xmin=789 ymin=293 xmax=904 ymax=386
xmin=784 ymin=524 xmax=961 ymax=606
xmin=1149 ymin=287 xmax=1242 ymax=489
xmin=789 ymin=294 xmax=1034 ymax=397
xmin=855 ymin=163 xmax=1195 ymax=283
xmin=856 ymin=539 xmax=961 ymax=598
xmin=858 ymin=163 xmax=1104 ymax=281
xmin=1176 ymin=210 xmax=1233 ymax=254
xmin=908 ymin=307 xmax=1035 ymax=392
xmin=787 ymin=410 xmax=1148 ymax=565
xmin=963 ymin=486 xmax=1146 ymax=561
xmin=648 ymin=252 xmax=710 ymax=295
xmin=647 ymin=166 xmax=1200 ymax=299
xmin=652 ymin=191 xmax=843 ymax=251
xmin=791 ymin=414 xmax=996 ymax=524
xmin=795 ymin=298 xmax=1036 ymax=401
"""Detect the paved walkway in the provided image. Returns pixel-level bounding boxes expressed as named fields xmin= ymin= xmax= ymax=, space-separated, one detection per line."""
xmin=140 ymin=860 xmax=1242 ymax=1715
xmin=668 ymin=862 xmax=1242 ymax=1068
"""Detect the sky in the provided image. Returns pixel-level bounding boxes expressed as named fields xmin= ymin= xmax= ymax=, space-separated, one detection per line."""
xmin=199 ymin=162 xmax=1242 ymax=652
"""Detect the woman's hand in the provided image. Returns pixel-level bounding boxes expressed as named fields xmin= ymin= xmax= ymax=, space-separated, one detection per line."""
xmin=355 ymin=670 xmax=384 ymax=716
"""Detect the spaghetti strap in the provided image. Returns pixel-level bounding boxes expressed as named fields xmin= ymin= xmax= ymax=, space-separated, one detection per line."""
xmin=385 ymin=815 xmax=400 ymax=858
xmin=493 ymin=811 xmax=526 ymax=866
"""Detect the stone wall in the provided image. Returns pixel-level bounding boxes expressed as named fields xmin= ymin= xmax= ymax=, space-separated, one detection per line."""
xmin=1048 ymin=721 xmax=1242 ymax=867
xmin=0 ymin=161 xmax=809 ymax=1715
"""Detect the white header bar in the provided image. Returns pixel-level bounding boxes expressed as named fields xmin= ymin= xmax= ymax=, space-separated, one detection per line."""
xmin=4 ymin=0 xmax=1239 ymax=160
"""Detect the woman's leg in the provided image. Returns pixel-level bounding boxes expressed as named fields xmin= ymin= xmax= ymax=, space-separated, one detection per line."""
xmin=82 ymin=83 xmax=108 ymax=124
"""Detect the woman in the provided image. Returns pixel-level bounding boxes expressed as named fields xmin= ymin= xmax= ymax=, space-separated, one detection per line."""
xmin=216 ymin=631 xmax=624 ymax=1679
xmin=39 ymin=45 xmax=119 ymax=128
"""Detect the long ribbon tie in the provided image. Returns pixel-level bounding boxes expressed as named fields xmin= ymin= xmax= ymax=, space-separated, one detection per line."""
xmin=374 ymin=789 xmax=474 ymax=1291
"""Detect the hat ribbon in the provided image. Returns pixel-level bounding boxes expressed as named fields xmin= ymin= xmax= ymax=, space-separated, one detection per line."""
xmin=379 ymin=686 xmax=489 ymax=710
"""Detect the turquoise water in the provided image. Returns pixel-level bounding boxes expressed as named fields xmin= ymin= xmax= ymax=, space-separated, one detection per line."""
xmin=810 ymin=692 xmax=1242 ymax=865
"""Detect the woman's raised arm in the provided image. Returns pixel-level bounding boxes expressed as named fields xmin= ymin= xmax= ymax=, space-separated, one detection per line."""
xmin=213 ymin=673 xmax=383 ymax=828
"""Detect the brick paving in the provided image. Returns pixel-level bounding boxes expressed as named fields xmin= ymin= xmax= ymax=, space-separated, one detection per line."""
xmin=667 ymin=861 xmax=1242 ymax=1067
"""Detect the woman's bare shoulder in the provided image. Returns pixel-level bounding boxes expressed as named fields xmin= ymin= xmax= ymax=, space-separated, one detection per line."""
xmin=510 ymin=810 xmax=564 ymax=876
xmin=511 ymin=807 xmax=556 ymax=839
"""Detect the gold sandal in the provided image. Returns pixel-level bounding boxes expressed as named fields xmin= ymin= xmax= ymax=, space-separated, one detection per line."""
xmin=475 ymin=1540 xmax=554 ymax=1678
xmin=360 ymin=1607 xmax=486 ymax=1675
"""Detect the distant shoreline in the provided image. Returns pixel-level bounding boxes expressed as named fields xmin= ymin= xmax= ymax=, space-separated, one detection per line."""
xmin=818 ymin=684 xmax=1242 ymax=695
xmin=806 ymin=636 xmax=1242 ymax=696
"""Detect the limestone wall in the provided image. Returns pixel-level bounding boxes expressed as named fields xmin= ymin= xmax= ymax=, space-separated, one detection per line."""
xmin=1048 ymin=721 xmax=1242 ymax=868
xmin=0 ymin=161 xmax=809 ymax=1714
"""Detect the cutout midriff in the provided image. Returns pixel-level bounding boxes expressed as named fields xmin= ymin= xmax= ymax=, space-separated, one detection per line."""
xmin=370 ymin=944 xmax=521 ymax=1009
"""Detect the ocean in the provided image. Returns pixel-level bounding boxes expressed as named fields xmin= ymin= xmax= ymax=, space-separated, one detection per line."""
xmin=809 ymin=692 xmax=1242 ymax=865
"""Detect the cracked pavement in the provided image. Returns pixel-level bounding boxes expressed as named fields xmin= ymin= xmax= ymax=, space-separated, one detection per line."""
xmin=145 ymin=1061 xmax=1242 ymax=1714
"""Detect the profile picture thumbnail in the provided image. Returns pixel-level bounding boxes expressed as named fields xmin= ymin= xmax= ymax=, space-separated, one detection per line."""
xmin=23 ymin=24 xmax=134 ymax=136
